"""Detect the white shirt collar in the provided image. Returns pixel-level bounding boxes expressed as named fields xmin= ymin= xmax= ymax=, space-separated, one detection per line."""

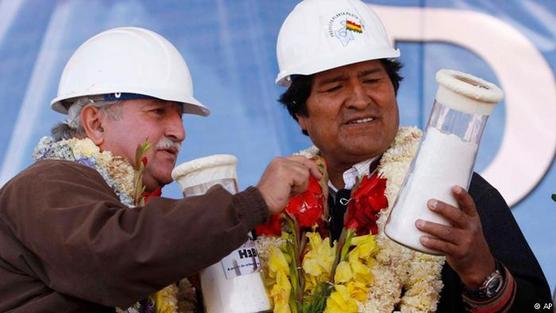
xmin=328 ymin=156 xmax=379 ymax=192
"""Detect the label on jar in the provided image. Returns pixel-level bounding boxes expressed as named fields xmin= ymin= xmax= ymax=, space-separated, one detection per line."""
xmin=220 ymin=239 xmax=261 ymax=280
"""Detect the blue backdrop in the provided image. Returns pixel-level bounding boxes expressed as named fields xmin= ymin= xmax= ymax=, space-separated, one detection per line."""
xmin=0 ymin=0 xmax=554 ymax=293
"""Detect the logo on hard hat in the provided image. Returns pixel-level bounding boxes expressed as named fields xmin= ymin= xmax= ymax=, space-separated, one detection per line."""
xmin=328 ymin=12 xmax=364 ymax=47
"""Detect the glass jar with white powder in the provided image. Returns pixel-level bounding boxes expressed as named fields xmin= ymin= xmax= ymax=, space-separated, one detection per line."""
xmin=385 ymin=69 xmax=504 ymax=254
xmin=172 ymin=154 xmax=271 ymax=313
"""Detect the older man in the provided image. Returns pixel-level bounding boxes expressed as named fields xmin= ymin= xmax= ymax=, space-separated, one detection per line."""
xmin=0 ymin=27 xmax=320 ymax=312
xmin=276 ymin=0 xmax=551 ymax=312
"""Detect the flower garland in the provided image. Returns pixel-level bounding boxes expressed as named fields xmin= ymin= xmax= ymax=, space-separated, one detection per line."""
xmin=255 ymin=127 xmax=445 ymax=313
xmin=33 ymin=136 xmax=136 ymax=207
xmin=33 ymin=136 xmax=198 ymax=313
xmin=255 ymin=173 xmax=383 ymax=313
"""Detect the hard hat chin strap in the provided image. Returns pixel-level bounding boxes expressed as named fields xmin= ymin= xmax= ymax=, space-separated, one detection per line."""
xmin=102 ymin=92 xmax=156 ymax=102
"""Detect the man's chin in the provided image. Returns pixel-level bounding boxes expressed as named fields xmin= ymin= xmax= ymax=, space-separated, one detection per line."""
xmin=156 ymin=174 xmax=173 ymax=188
xmin=335 ymin=144 xmax=386 ymax=162
xmin=142 ymin=172 xmax=172 ymax=192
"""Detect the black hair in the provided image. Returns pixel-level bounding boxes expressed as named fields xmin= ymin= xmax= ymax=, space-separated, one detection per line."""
xmin=278 ymin=58 xmax=403 ymax=135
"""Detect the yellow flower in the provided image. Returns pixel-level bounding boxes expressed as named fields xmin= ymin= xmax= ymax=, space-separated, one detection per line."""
xmin=350 ymin=234 xmax=378 ymax=262
xmin=270 ymin=271 xmax=291 ymax=313
xmin=346 ymin=281 xmax=368 ymax=302
xmin=302 ymin=232 xmax=336 ymax=294
xmin=268 ymin=246 xmax=289 ymax=279
xmin=153 ymin=284 xmax=178 ymax=313
xmin=334 ymin=261 xmax=353 ymax=284
xmin=343 ymin=234 xmax=376 ymax=286
xmin=304 ymin=274 xmax=319 ymax=294
xmin=349 ymin=258 xmax=373 ymax=285
xmin=267 ymin=247 xmax=292 ymax=313
xmin=324 ymin=285 xmax=358 ymax=313
xmin=302 ymin=232 xmax=335 ymax=277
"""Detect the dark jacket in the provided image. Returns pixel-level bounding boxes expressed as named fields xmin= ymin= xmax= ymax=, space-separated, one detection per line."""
xmin=437 ymin=173 xmax=551 ymax=312
xmin=328 ymin=172 xmax=551 ymax=312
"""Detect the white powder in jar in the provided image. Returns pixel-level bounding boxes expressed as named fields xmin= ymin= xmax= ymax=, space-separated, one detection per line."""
xmin=201 ymin=257 xmax=271 ymax=313
xmin=385 ymin=127 xmax=478 ymax=254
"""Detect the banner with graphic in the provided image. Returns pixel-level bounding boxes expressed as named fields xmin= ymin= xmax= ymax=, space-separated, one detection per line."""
xmin=0 ymin=0 xmax=554 ymax=291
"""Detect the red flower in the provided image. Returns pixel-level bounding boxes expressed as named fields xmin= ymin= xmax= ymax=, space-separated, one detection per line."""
xmin=255 ymin=213 xmax=282 ymax=236
xmin=344 ymin=173 xmax=388 ymax=235
xmin=285 ymin=176 xmax=325 ymax=228
xmin=255 ymin=176 xmax=325 ymax=236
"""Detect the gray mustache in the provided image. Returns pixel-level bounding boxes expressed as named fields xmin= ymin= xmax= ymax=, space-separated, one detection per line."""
xmin=155 ymin=137 xmax=181 ymax=152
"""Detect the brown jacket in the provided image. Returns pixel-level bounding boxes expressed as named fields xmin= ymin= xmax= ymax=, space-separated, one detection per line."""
xmin=0 ymin=160 xmax=269 ymax=312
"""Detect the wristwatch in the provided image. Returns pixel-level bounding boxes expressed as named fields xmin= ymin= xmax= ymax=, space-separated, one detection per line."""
xmin=464 ymin=262 xmax=505 ymax=299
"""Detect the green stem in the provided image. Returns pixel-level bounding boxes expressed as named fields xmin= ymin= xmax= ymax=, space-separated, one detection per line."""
xmin=285 ymin=213 xmax=301 ymax=313
xmin=297 ymin=233 xmax=307 ymax=306
xmin=329 ymin=228 xmax=354 ymax=284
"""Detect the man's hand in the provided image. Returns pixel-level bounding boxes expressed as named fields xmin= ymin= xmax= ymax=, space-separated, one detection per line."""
xmin=257 ymin=156 xmax=322 ymax=215
xmin=415 ymin=185 xmax=496 ymax=289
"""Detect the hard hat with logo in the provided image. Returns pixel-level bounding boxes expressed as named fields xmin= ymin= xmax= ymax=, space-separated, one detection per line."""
xmin=51 ymin=27 xmax=209 ymax=116
xmin=275 ymin=0 xmax=400 ymax=87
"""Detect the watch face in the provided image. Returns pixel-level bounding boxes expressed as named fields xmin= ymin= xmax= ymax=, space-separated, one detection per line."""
xmin=484 ymin=272 xmax=504 ymax=298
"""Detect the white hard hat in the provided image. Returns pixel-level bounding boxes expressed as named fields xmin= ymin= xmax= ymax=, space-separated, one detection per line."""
xmin=275 ymin=0 xmax=400 ymax=87
xmin=51 ymin=27 xmax=210 ymax=116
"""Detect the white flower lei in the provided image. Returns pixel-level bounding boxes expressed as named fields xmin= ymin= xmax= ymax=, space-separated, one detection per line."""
xmin=33 ymin=136 xmax=197 ymax=313
xmin=256 ymin=127 xmax=445 ymax=313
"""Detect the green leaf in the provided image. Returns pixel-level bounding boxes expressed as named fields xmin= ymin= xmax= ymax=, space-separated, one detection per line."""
xmin=340 ymin=230 xmax=355 ymax=262
xmin=552 ymin=194 xmax=556 ymax=202
xmin=302 ymin=282 xmax=333 ymax=313
xmin=131 ymin=138 xmax=151 ymax=206
xmin=134 ymin=139 xmax=151 ymax=169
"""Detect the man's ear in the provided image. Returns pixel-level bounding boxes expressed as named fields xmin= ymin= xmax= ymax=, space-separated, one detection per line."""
xmin=81 ymin=105 xmax=105 ymax=145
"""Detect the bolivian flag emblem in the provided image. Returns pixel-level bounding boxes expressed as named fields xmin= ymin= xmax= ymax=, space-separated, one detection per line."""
xmin=346 ymin=20 xmax=363 ymax=33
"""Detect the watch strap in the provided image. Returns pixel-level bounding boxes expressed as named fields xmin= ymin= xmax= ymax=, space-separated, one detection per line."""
xmin=464 ymin=261 xmax=505 ymax=299
xmin=463 ymin=262 xmax=517 ymax=313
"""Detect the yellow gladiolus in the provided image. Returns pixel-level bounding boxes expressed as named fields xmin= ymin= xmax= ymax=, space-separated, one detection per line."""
xmin=347 ymin=281 xmax=368 ymax=302
xmin=349 ymin=234 xmax=377 ymax=261
xmin=267 ymin=246 xmax=293 ymax=313
xmin=350 ymin=234 xmax=376 ymax=247
xmin=303 ymin=233 xmax=335 ymax=275
xmin=350 ymin=258 xmax=373 ymax=284
xmin=269 ymin=246 xmax=289 ymax=278
xmin=152 ymin=284 xmax=178 ymax=313
xmin=304 ymin=274 xmax=319 ymax=293
xmin=302 ymin=232 xmax=336 ymax=294
xmin=334 ymin=261 xmax=353 ymax=283
xmin=323 ymin=285 xmax=358 ymax=313
xmin=270 ymin=271 xmax=292 ymax=313
xmin=302 ymin=257 xmax=322 ymax=277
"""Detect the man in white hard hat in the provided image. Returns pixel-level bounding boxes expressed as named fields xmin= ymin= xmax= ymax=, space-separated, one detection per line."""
xmin=0 ymin=27 xmax=321 ymax=312
xmin=276 ymin=0 xmax=551 ymax=312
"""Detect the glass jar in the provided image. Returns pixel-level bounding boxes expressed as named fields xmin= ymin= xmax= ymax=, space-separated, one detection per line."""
xmin=385 ymin=69 xmax=504 ymax=254
xmin=172 ymin=154 xmax=271 ymax=313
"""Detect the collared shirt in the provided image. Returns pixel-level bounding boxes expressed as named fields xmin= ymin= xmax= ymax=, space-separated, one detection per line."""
xmin=326 ymin=156 xmax=379 ymax=240
xmin=328 ymin=156 xmax=380 ymax=192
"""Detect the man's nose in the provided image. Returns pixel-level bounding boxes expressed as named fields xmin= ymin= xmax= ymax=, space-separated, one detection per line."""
xmin=346 ymin=81 xmax=370 ymax=110
xmin=166 ymin=113 xmax=186 ymax=142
